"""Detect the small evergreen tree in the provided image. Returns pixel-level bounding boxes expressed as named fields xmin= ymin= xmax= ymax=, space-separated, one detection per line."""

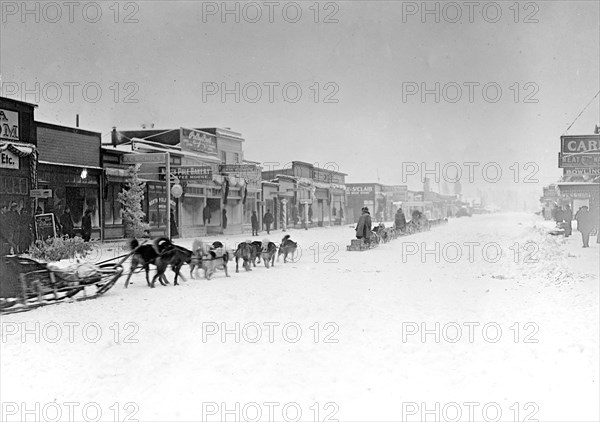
xmin=118 ymin=164 xmax=150 ymax=238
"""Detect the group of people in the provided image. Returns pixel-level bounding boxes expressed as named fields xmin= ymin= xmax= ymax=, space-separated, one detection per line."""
xmin=58 ymin=206 xmax=93 ymax=242
xmin=0 ymin=202 xmax=34 ymax=254
xmin=0 ymin=203 xmax=95 ymax=255
xmin=553 ymin=203 xmax=599 ymax=248
xmin=250 ymin=209 xmax=274 ymax=236
xmin=355 ymin=207 xmax=410 ymax=244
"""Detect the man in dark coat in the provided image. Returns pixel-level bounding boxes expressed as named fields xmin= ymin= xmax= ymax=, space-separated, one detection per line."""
xmin=59 ymin=206 xmax=74 ymax=238
xmin=394 ymin=208 xmax=407 ymax=232
xmin=5 ymin=202 xmax=20 ymax=252
xmin=170 ymin=209 xmax=179 ymax=238
xmin=18 ymin=209 xmax=34 ymax=252
xmin=251 ymin=211 xmax=259 ymax=236
xmin=355 ymin=207 xmax=372 ymax=244
xmin=222 ymin=209 xmax=228 ymax=230
xmin=81 ymin=209 xmax=92 ymax=242
xmin=563 ymin=205 xmax=573 ymax=237
xmin=575 ymin=206 xmax=593 ymax=248
xmin=263 ymin=209 xmax=273 ymax=234
xmin=203 ymin=205 xmax=211 ymax=225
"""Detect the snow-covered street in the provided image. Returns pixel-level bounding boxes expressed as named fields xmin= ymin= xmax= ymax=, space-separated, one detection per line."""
xmin=1 ymin=213 xmax=598 ymax=422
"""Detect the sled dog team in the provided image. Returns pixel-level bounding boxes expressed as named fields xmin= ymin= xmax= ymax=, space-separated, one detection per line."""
xmin=124 ymin=234 xmax=298 ymax=288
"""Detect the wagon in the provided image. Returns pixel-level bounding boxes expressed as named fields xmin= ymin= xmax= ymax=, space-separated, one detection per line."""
xmin=0 ymin=255 xmax=123 ymax=314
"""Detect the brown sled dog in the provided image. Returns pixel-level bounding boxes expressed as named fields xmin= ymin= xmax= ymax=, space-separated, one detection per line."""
xmin=190 ymin=240 xmax=230 ymax=280
xmin=234 ymin=241 xmax=253 ymax=272
xmin=261 ymin=240 xmax=277 ymax=268
xmin=277 ymin=234 xmax=298 ymax=263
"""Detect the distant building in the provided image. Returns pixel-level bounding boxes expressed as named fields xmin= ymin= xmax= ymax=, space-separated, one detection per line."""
xmin=103 ymin=126 xmax=249 ymax=238
xmin=262 ymin=161 xmax=347 ymax=229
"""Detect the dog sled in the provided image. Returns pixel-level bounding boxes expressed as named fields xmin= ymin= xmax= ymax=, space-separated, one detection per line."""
xmin=347 ymin=238 xmax=378 ymax=251
xmin=0 ymin=255 xmax=123 ymax=315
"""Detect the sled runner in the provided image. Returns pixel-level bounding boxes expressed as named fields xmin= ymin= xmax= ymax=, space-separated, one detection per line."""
xmin=0 ymin=255 xmax=123 ymax=314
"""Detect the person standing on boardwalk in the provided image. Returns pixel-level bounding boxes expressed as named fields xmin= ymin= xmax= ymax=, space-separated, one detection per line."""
xmin=251 ymin=211 xmax=259 ymax=236
xmin=203 ymin=205 xmax=211 ymax=225
xmin=59 ymin=206 xmax=74 ymax=238
xmin=81 ymin=209 xmax=92 ymax=242
xmin=562 ymin=204 xmax=573 ymax=237
xmin=263 ymin=209 xmax=273 ymax=234
xmin=575 ymin=206 xmax=593 ymax=248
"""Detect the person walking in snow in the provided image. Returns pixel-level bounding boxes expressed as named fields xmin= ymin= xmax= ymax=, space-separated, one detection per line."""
xmin=394 ymin=208 xmax=407 ymax=232
xmin=562 ymin=204 xmax=573 ymax=237
xmin=251 ymin=211 xmax=259 ymax=236
xmin=263 ymin=209 xmax=273 ymax=234
xmin=575 ymin=206 xmax=593 ymax=248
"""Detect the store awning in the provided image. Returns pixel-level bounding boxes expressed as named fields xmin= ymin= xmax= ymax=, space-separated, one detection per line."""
xmin=0 ymin=141 xmax=37 ymax=157
xmin=39 ymin=160 xmax=102 ymax=170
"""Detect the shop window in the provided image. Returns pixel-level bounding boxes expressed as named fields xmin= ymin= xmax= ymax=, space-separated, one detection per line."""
xmin=66 ymin=186 xmax=100 ymax=227
xmin=0 ymin=176 xmax=28 ymax=195
xmin=104 ymin=183 xmax=123 ymax=225
xmin=147 ymin=183 xmax=167 ymax=228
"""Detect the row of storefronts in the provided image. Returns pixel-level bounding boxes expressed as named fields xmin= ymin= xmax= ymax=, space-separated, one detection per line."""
xmin=2 ymin=95 xmax=462 ymax=243
xmin=550 ymin=132 xmax=600 ymax=220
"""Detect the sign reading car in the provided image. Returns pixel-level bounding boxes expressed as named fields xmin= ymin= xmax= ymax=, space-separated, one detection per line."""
xmin=561 ymin=135 xmax=600 ymax=154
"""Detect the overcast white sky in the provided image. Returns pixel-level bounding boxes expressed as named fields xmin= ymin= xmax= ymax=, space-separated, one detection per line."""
xmin=1 ymin=1 xmax=598 ymax=206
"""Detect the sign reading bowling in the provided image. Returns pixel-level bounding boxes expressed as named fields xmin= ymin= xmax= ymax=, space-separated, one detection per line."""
xmin=0 ymin=109 xmax=20 ymax=141
xmin=0 ymin=149 xmax=19 ymax=169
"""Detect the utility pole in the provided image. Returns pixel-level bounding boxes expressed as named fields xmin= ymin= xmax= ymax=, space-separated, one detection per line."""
xmin=166 ymin=152 xmax=171 ymax=239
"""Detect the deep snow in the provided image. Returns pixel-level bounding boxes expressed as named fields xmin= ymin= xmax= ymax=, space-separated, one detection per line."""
xmin=1 ymin=213 xmax=598 ymax=421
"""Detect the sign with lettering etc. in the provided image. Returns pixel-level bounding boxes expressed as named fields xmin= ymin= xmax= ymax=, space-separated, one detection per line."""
xmin=0 ymin=149 xmax=19 ymax=169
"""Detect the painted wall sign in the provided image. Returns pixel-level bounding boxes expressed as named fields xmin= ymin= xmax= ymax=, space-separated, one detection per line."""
xmin=347 ymin=185 xmax=373 ymax=194
xmin=180 ymin=128 xmax=218 ymax=156
xmin=0 ymin=109 xmax=19 ymax=141
xmin=159 ymin=165 xmax=213 ymax=181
